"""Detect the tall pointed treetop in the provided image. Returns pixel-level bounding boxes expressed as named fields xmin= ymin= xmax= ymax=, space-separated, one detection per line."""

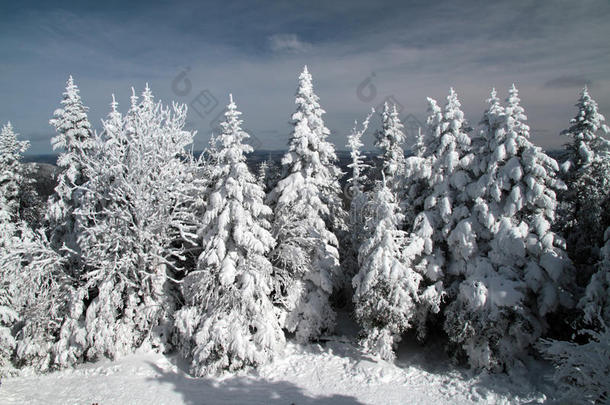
xmin=562 ymin=87 xmax=610 ymax=168
xmin=0 ymin=122 xmax=29 ymax=167
xmin=375 ymin=102 xmax=406 ymax=193
xmin=49 ymin=75 xmax=94 ymax=157
xmin=267 ymin=67 xmax=344 ymax=342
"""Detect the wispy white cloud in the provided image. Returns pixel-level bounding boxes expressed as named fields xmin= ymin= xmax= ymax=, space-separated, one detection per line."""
xmin=268 ymin=33 xmax=312 ymax=54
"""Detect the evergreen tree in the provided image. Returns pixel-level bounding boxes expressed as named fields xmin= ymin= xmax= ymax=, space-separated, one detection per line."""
xmin=541 ymin=228 xmax=610 ymax=404
xmin=175 ymin=95 xmax=284 ymax=376
xmin=257 ymin=160 xmax=269 ymax=190
xmin=412 ymin=127 xmax=426 ymax=158
xmin=374 ymin=103 xmax=406 ymax=196
xmin=46 ymin=76 xmax=95 ymax=270
xmin=0 ymin=122 xmax=30 ymax=220
xmin=0 ymin=192 xmax=18 ymax=376
xmin=267 ymin=66 xmax=343 ymax=342
xmin=258 ymin=157 xmax=282 ymax=193
xmin=1 ymin=179 xmax=66 ymax=374
xmin=491 ymin=85 xmax=572 ymax=315
xmin=353 ymin=180 xmax=422 ymax=361
xmin=579 ymin=227 xmax=610 ymax=326
xmin=0 ymin=122 xmax=30 ymax=375
xmin=3 ymin=224 xmax=68 ymax=372
xmin=444 ymin=86 xmax=572 ymax=371
xmin=401 ymin=89 xmax=473 ymax=339
xmin=0 ymin=122 xmax=65 ymax=374
xmin=557 ymin=87 xmax=610 ymax=276
xmin=344 ymin=112 xmax=373 ymax=297
xmin=346 ymin=111 xmax=373 ymax=254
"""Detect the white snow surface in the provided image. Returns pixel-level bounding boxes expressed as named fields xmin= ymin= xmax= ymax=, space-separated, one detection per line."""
xmin=2 ymin=313 xmax=551 ymax=405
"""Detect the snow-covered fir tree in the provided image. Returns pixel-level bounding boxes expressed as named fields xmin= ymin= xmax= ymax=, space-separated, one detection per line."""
xmin=557 ymin=87 xmax=610 ymax=275
xmin=346 ymin=111 xmax=373 ymax=255
xmin=0 ymin=122 xmax=30 ymax=221
xmin=0 ymin=191 xmax=18 ymax=376
xmin=258 ymin=157 xmax=282 ymax=193
xmin=561 ymin=87 xmax=610 ymax=172
xmin=256 ymin=156 xmax=284 ymax=194
xmin=443 ymin=86 xmax=572 ymax=371
xmin=374 ymin=103 xmax=406 ymax=196
xmin=53 ymin=86 xmax=198 ymax=367
xmin=0 ymin=123 xmax=28 ymax=375
xmin=3 ymin=224 xmax=68 ymax=373
xmin=257 ymin=160 xmax=269 ymax=189
xmin=46 ymin=76 xmax=95 ymax=272
xmin=541 ymin=228 xmax=610 ymax=403
xmin=343 ymin=112 xmax=374 ymax=297
xmin=352 ymin=179 xmax=422 ymax=361
xmin=487 ymin=85 xmax=572 ymax=314
xmin=401 ymin=89 xmax=473 ymax=339
xmin=579 ymin=227 xmax=610 ymax=326
xmin=412 ymin=127 xmax=426 ymax=158
xmin=175 ymin=95 xmax=284 ymax=376
xmin=541 ymin=222 xmax=610 ymax=405
xmin=402 ymin=126 xmax=433 ymax=232
xmin=267 ymin=66 xmax=343 ymax=342
xmin=1 ymin=140 xmax=67 ymax=374
xmin=443 ymin=88 xmax=526 ymax=371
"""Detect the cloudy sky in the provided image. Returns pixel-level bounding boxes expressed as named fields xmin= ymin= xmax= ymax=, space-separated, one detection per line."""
xmin=1 ymin=0 xmax=609 ymax=154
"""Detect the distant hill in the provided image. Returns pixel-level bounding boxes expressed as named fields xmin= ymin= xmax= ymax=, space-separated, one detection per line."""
xmin=22 ymin=150 xmax=370 ymax=176
xmin=23 ymin=154 xmax=58 ymax=165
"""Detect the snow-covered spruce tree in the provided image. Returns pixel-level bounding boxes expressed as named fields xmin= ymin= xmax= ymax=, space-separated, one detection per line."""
xmin=175 ymin=95 xmax=284 ymax=376
xmin=412 ymin=127 xmax=426 ymax=158
xmin=0 ymin=192 xmax=18 ymax=376
xmin=2 ymin=224 xmax=68 ymax=373
xmin=580 ymin=227 xmax=610 ymax=327
xmin=267 ymin=66 xmax=344 ymax=342
xmin=256 ymin=156 xmax=284 ymax=194
xmin=53 ymin=86 xmax=198 ymax=367
xmin=0 ymin=123 xmax=43 ymax=229
xmin=0 ymin=160 xmax=67 ymax=375
xmin=0 ymin=122 xmax=30 ymax=221
xmin=374 ymin=102 xmax=406 ymax=196
xmin=47 ymin=76 xmax=95 ymax=273
xmin=443 ymin=86 xmax=572 ymax=371
xmin=443 ymin=88 xmax=528 ymax=371
xmin=557 ymin=87 xmax=610 ymax=276
xmin=0 ymin=122 xmax=35 ymax=374
xmin=401 ymin=127 xmax=434 ymax=232
xmin=346 ymin=111 xmax=374 ymax=255
xmin=257 ymin=160 xmax=269 ymax=189
xmin=343 ymin=112 xmax=374 ymax=298
xmin=539 ymin=228 xmax=610 ymax=404
xmin=400 ymin=89 xmax=473 ymax=339
xmin=488 ymin=86 xmax=572 ymax=314
xmin=353 ymin=179 xmax=422 ymax=361
xmin=258 ymin=157 xmax=282 ymax=193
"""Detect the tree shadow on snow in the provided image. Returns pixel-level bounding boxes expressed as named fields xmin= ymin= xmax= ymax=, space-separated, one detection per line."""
xmin=145 ymin=361 xmax=365 ymax=405
xmin=393 ymin=333 xmax=554 ymax=403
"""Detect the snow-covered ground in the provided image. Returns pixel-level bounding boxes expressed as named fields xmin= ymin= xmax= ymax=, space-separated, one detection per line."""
xmin=1 ymin=313 xmax=554 ymax=405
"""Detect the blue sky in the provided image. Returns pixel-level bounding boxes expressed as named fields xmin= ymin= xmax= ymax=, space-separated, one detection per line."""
xmin=1 ymin=0 xmax=609 ymax=154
